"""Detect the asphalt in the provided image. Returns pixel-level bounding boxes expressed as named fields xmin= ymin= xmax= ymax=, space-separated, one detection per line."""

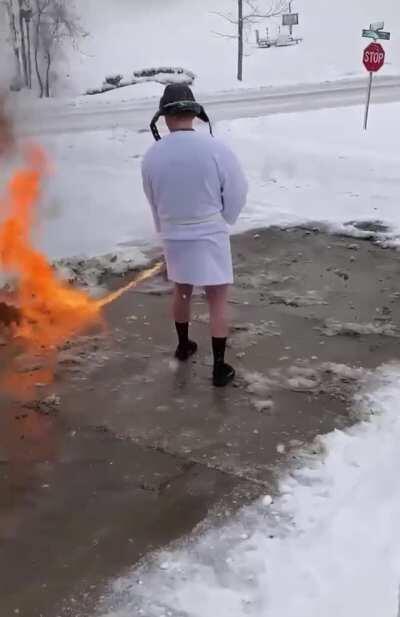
xmin=1 ymin=226 xmax=400 ymax=617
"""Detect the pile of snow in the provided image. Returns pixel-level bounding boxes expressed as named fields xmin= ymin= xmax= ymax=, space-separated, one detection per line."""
xmin=87 ymin=67 xmax=195 ymax=96
xmin=269 ymin=289 xmax=328 ymax=307
xmin=240 ymin=361 xmax=369 ymax=398
xmin=55 ymin=246 xmax=149 ymax=288
xmin=321 ymin=318 xmax=399 ymax=338
xmin=97 ymin=363 xmax=400 ymax=617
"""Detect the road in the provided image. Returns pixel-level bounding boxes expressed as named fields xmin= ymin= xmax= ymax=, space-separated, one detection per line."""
xmin=15 ymin=75 xmax=400 ymax=136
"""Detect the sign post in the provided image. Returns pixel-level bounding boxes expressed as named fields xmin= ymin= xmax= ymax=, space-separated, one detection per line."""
xmin=362 ymin=35 xmax=387 ymax=130
xmin=364 ymin=71 xmax=374 ymax=130
xmin=283 ymin=1 xmax=299 ymax=36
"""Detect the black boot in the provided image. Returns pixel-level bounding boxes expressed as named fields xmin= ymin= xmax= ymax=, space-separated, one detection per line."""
xmin=212 ymin=337 xmax=235 ymax=387
xmin=175 ymin=322 xmax=198 ymax=361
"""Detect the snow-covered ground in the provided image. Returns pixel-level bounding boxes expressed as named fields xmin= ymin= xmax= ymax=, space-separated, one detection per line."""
xmin=15 ymin=100 xmax=399 ymax=273
xmin=230 ymin=103 xmax=400 ymax=247
xmin=85 ymin=0 xmax=399 ymax=96
xmin=1 ymin=0 xmax=399 ymax=99
xmin=97 ymin=363 xmax=400 ymax=617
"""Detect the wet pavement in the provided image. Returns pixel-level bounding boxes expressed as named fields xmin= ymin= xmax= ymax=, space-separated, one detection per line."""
xmin=1 ymin=227 xmax=400 ymax=617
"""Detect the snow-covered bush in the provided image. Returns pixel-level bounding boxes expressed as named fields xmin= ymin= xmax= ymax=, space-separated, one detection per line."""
xmin=86 ymin=66 xmax=195 ymax=95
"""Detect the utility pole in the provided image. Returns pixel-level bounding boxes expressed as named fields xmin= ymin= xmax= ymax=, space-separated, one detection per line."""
xmin=237 ymin=0 xmax=244 ymax=81
xmin=288 ymin=1 xmax=293 ymax=35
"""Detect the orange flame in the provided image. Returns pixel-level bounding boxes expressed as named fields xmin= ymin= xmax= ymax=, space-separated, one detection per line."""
xmin=96 ymin=260 xmax=164 ymax=309
xmin=0 ymin=146 xmax=101 ymax=349
xmin=0 ymin=145 xmax=163 ymax=356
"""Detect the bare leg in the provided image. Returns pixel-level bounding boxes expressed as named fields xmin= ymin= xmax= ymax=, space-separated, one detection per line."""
xmin=205 ymin=285 xmax=229 ymax=338
xmin=205 ymin=285 xmax=235 ymax=387
xmin=173 ymin=284 xmax=197 ymax=361
xmin=173 ymin=283 xmax=193 ymax=323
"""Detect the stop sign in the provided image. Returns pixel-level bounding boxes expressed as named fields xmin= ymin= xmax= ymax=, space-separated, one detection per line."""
xmin=363 ymin=42 xmax=385 ymax=72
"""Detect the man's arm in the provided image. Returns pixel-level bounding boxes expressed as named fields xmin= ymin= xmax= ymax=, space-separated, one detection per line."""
xmin=216 ymin=142 xmax=248 ymax=225
xmin=141 ymin=157 xmax=161 ymax=233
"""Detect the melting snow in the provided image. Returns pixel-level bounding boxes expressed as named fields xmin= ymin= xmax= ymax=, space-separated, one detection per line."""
xmin=98 ymin=363 xmax=400 ymax=617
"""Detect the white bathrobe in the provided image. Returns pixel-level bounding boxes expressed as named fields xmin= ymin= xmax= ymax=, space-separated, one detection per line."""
xmin=142 ymin=130 xmax=248 ymax=286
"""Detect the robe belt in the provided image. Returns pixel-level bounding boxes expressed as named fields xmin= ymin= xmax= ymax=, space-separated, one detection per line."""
xmin=163 ymin=212 xmax=222 ymax=226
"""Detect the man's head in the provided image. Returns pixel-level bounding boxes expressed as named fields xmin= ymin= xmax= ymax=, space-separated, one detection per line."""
xmin=150 ymin=84 xmax=212 ymax=141
xmin=165 ymin=110 xmax=196 ymax=132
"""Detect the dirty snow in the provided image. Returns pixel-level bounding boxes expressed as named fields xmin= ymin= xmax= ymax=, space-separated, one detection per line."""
xmin=320 ymin=318 xmax=399 ymax=338
xmin=240 ymin=361 xmax=369 ymax=400
xmin=98 ymin=363 xmax=400 ymax=617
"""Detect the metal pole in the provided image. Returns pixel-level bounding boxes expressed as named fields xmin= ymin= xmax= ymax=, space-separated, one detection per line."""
xmin=364 ymin=71 xmax=373 ymax=130
xmin=289 ymin=1 xmax=293 ymax=36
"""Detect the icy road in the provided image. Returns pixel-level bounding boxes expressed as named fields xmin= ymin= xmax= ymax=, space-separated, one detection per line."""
xmin=16 ymin=75 xmax=400 ymax=137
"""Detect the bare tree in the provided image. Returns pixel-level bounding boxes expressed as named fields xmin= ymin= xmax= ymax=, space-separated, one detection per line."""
xmin=2 ymin=0 xmax=23 ymax=89
xmin=32 ymin=0 xmax=84 ymax=98
xmin=214 ymin=0 xmax=289 ymax=81
xmin=17 ymin=0 xmax=29 ymax=86
xmin=2 ymin=0 xmax=39 ymax=91
xmin=20 ymin=2 xmax=34 ymax=88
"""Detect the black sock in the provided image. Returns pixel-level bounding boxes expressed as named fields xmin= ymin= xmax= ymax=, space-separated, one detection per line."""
xmin=175 ymin=322 xmax=189 ymax=348
xmin=212 ymin=337 xmax=227 ymax=366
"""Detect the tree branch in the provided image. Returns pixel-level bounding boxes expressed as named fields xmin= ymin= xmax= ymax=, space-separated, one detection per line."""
xmin=244 ymin=0 xmax=288 ymax=18
xmin=214 ymin=1 xmax=289 ymax=24
xmin=210 ymin=10 xmax=238 ymax=25
xmin=212 ymin=29 xmax=238 ymax=39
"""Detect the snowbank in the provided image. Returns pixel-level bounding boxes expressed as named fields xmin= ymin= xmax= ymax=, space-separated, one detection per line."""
xmin=86 ymin=67 xmax=195 ymax=96
xmin=55 ymin=246 xmax=150 ymax=288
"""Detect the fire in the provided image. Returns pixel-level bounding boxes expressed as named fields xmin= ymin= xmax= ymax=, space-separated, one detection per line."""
xmin=96 ymin=261 xmax=163 ymax=309
xmin=0 ymin=145 xmax=163 ymax=352
xmin=0 ymin=146 xmax=101 ymax=349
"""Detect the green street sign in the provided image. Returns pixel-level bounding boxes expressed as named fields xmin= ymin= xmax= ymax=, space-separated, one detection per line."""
xmin=362 ymin=29 xmax=391 ymax=40
xmin=377 ymin=31 xmax=391 ymax=40
xmin=362 ymin=29 xmax=378 ymax=39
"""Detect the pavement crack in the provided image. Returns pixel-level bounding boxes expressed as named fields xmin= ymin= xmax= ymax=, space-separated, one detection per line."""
xmin=141 ymin=440 xmax=270 ymax=489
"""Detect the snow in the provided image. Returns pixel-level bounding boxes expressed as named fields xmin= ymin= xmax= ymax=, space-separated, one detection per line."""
xmin=2 ymin=99 xmax=399 ymax=286
xmin=98 ymin=363 xmax=400 ymax=617
xmin=1 ymin=2 xmax=400 ymax=281
xmin=4 ymin=0 xmax=399 ymax=98
xmin=1 ymin=0 xmax=399 ymax=100
xmin=86 ymin=67 xmax=195 ymax=96
xmin=36 ymin=128 xmax=153 ymax=259
xmin=229 ymin=102 xmax=400 ymax=246
xmin=18 ymin=101 xmax=400 ymax=271
xmin=321 ymin=319 xmax=399 ymax=338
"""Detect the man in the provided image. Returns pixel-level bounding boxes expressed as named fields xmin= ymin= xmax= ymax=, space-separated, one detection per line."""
xmin=142 ymin=84 xmax=248 ymax=387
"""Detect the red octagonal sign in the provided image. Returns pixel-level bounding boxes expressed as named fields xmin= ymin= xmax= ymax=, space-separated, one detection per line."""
xmin=363 ymin=42 xmax=385 ymax=72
